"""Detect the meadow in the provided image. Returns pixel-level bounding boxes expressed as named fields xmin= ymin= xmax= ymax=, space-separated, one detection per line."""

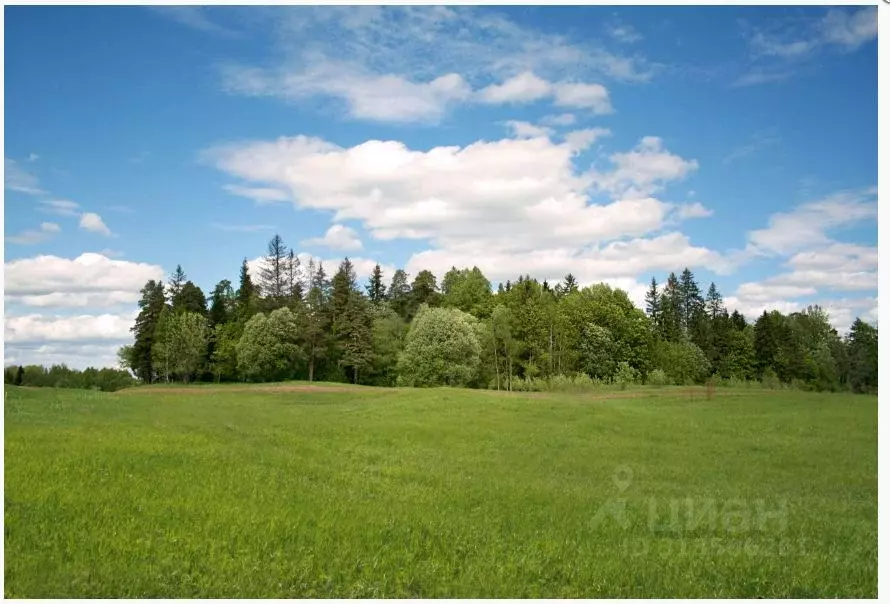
xmin=4 ymin=383 xmax=877 ymax=598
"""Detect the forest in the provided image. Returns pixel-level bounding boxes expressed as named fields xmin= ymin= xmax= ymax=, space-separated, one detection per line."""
xmin=30 ymin=233 xmax=861 ymax=395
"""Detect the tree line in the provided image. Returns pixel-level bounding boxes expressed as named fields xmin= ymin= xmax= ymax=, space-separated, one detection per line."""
xmin=3 ymin=364 xmax=136 ymax=392
xmin=106 ymin=233 xmax=877 ymax=394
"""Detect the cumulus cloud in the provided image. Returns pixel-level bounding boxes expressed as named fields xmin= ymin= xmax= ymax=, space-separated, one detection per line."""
xmin=563 ymin=127 xmax=611 ymax=153
xmin=541 ymin=113 xmax=576 ymax=127
xmin=5 ymin=312 xmax=136 ymax=344
xmin=478 ymin=71 xmax=552 ymax=104
xmin=4 ymin=342 xmax=127 ymax=371
xmin=504 ymin=120 xmax=553 ymax=139
xmin=589 ymin=136 xmax=699 ymax=199
xmin=208 ymin=132 xmax=722 ymax=292
xmin=5 ymin=253 xmax=165 ymax=300
xmin=675 ymin=202 xmax=713 ymax=220
xmin=79 ymin=212 xmax=113 ymax=236
xmin=302 ymin=224 xmax=363 ymax=251
xmin=478 ymin=73 xmax=613 ymax=114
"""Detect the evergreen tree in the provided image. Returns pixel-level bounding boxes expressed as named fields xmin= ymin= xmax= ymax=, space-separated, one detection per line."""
xmin=409 ymin=269 xmax=440 ymax=316
xmin=131 ymin=280 xmax=167 ymax=382
xmin=208 ymin=279 xmax=235 ymax=328
xmin=168 ymin=265 xmax=187 ymax=302
xmin=645 ymin=277 xmax=660 ymax=321
xmin=237 ymin=258 xmax=258 ymax=319
xmin=388 ymin=269 xmax=412 ymax=319
xmin=659 ymin=272 xmax=683 ymax=342
xmin=304 ymin=260 xmax=331 ymax=382
xmin=562 ymin=273 xmax=579 ymax=294
xmin=705 ymin=282 xmax=725 ymax=320
xmin=366 ymin=263 xmax=387 ymax=304
xmin=260 ymin=234 xmax=289 ymax=307
xmin=730 ymin=310 xmax=747 ymax=331
xmin=173 ymin=281 xmax=207 ymax=315
xmin=846 ymin=318 xmax=878 ymax=393
xmin=679 ymin=268 xmax=704 ymax=333
xmin=286 ymin=248 xmax=304 ymax=305
xmin=330 ymin=258 xmax=372 ymax=383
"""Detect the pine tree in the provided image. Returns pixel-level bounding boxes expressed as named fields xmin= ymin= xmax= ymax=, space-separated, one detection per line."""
xmin=679 ymin=268 xmax=704 ymax=333
xmin=131 ymin=279 xmax=167 ymax=382
xmin=260 ymin=234 xmax=289 ymax=307
xmin=659 ymin=272 xmax=683 ymax=342
xmin=208 ymin=280 xmax=235 ymax=328
xmin=562 ymin=273 xmax=579 ymax=294
xmin=645 ymin=277 xmax=660 ymax=321
xmin=366 ymin=263 xmax=387 ymax=304
xmin=705 ymin=282 xmax=725 ymax=320
xmin=173 ymin=281 xmax=207 ymax=315
xmin=388 ymin=269 xmax=411 ymax=318
xmin=409 ymin=269 xmax=439 ymax=316
xmin=237 ymin=258 xmax=257 ymax=319
xmin=286 ymin=248 xmax=304 ymax=305
xmin=304 ymin=260 xmax=331 ymax=382
xmin=168 ymin=265 xmax=187 ymax=302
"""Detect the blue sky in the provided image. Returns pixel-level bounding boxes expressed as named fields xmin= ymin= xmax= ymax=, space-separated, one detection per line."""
xmin=4 ymin=5 xmax=878 ymax=368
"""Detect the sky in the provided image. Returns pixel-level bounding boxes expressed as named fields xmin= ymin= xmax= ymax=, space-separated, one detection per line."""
xmin=3 ymin=5 xmax=879 ymax=369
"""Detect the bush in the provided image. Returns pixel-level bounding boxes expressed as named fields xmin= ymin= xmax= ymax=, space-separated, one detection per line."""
xmin=647 ymin=368 xmax=670 ymax=387
xmin=761 ymin=368 xmax=782 ymax=390
xmin=397 ymin=307 xmax=481 ymax=387
xmin=612 ymin=362 xmax=639 ymax=390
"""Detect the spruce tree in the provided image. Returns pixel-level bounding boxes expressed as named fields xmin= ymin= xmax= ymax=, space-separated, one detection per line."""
xmin=562 ymin=273 xmax=579 ymax=294
xmin=260 ymin=234 xmax=289 ymax=307
xmin=237 ymin=258 xmax=257 ymax=319
xmin=388 ymin=269 xmax=411 ymax=318
xmin=168 ymin=265 xmax=187 ymax=302
xmin=645 ymin=277 xmax=660 ymax=321
xmin=366 ymin=263 xmax=387 ymax=304
xmin=131 ymin=279 xmax=167 ymax=382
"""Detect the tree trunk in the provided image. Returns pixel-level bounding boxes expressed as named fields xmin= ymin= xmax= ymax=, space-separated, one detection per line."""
xmin=353 ymin=365 xmax=358 ymax=384
xmin=494 ymin=341 xmax=500 ymax=391
xmin=309 ymin=357 xmax=315 ymax=382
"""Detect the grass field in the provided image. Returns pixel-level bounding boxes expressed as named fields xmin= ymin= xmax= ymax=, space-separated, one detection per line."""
xmin=4 ymin=383 xmax=877 ymax=597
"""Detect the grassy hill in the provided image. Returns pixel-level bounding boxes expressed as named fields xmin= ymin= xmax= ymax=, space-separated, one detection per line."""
xmin=4 ymin=383 xmax=877 ymax=597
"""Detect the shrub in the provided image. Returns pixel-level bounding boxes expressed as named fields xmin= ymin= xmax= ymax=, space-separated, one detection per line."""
xmin=647 ymin=368 xmax=670 ymax=387
xmin=761 ymin=368 xmax=782 ymax=390
xmin=612 ymin=362 xmax=640 ymax=390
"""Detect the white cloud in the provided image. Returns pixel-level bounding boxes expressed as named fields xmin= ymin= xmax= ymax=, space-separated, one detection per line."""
xmin=4 ymin=159 xmax=45 ymax=195
xmin=221 ymin=7 xmax=652 ymax=123
xmin=478 ymin=71 xmax=552 ymax=104
xmin=821 ymin=8 xmax=877 ymax=49
xmin=563 ymin=127 xmax=611 ymax=153
xmin=737 ymin=8 xmax=876 ymax=86
xmin=609 ymin=24 xmax=643 ymax=44
xmin=675 ymin=202 xmax=713 ymax=220
xmin=5 ymin=312 xmax=136 ymax=344
xmin=504 ymin=120 xmax=553 ymax=139
xmin=8 ymin=222 xmax=62 ymax=245
xmin=210 ymin=132 xmax=721 ymax=296
xmin=224 ymin=62 xmax=472 ymax=123
xmin=540 ymin=113 xmax=576 ymax=127
xmin=746 ymin=187 xmax=877 ymax=256
xmin=223 ymin=184 xmax=290 ymax=204
xmin=302 ymin=224 xmax=363 ymax=251
xmin=553 ymin=82 xmax=613 ymax=113
xmin=79 ymin=212 xmax=113 ymax=237
xmin=38 ymin=199 xmax=81 ymax=216
xmin=27 ymin=153 xmax=39 ymax=162
xmin=478 ymin=73 xmax=612 ymax=114
xmin=150 ymin=6 xmax=240 ymax=37
xmin=5 ymin=253 xmax=165 ymax=299
xmin=4 ymin=342 xmax=127 ymax=371
xmin=589 ymin=136 xmax=699 ymax=199
xmin=724 ymin=290 xmax=877 ymax=333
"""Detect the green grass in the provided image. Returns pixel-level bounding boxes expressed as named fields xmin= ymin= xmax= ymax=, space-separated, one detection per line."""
xmin=4 ymin=383 xmax=877 ymax=597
